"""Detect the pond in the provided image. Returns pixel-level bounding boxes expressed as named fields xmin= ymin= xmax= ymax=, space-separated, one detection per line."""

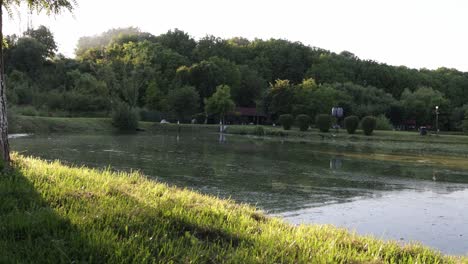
xmin=11 ymin=131 xmax=468 ymax=255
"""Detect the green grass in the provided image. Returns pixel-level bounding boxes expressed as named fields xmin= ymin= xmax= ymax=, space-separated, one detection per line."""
xmin=8 ymin=115 xmax=169 ymax=134
xmin=1 ymin=155 xmax=465 ymax=263
xmin=226 ymin=125 xmax=468 ymax=144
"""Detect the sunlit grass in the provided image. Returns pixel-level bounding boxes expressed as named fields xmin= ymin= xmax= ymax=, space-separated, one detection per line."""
xmin=1 ymin=154 xmax=465 ymax=263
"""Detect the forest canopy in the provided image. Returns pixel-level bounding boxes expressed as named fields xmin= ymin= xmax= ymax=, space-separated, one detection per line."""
xmin=5 ymin=26 xmax=468 ymax=130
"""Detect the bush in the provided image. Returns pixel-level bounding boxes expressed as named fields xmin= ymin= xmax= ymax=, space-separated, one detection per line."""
xmin=139 ymin=109 xmax=163 ymax=122
xmin=315 ymin=114 xmax=332 ymax=132
xmin=266 ymin=129 xmax=287 ymax=137
xmin=253 ymin=126 xmax=265 ymax=136
xmin=278 ymin=114 xmax=294 ymax=130
xmin=463 ymin=112 xmax=468 ymax=134
xmin=361 ymin=116 xmax=377 ymax=136
xmin=15 ymin=106 xmax=38 ymax=116
xmin=295 ymin=114 xmax=311 ymax=131
xmin=193 ymin=113 xmax=206 ymax=124
xmin=7 ymin=109 xmax=17 ymax=133
xmin=375 ymin=114 xmax=393 ymax=131
xmin=111 ymin=103 xmax=139 ymax=131
xmin=344 ymin=115 xmax=359 ymax=134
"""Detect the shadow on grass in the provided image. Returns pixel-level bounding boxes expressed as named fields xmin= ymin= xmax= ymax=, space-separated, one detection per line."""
xmin=0 ymin=166 xmax=254 ymax=263
xmin=0 ymin=167 xmax=109 ymax=263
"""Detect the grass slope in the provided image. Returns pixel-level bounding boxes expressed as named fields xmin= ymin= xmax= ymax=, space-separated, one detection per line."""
xmin=1 ymin=155 xmax=464 ymax=263
xmin=8 ymin=115 xmax=214 ymax=134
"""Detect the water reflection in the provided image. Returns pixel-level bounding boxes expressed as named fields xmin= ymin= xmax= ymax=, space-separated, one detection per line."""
xmin=329 ymin=157 xmax=343 ymax=170
xmin=11 ymin=132 xmax=468 ymax=211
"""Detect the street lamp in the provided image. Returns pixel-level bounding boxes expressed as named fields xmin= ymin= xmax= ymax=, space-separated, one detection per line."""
xmin=435 ymin=106 xmax=439 ymax=134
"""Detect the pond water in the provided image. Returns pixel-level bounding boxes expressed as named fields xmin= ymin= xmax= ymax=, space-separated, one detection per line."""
xmin=11 ymin=132 xmax=468 ymax=255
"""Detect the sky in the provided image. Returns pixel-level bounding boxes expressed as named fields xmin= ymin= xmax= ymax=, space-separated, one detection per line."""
xmin=4 ymin=0 xmax=468 ymax=71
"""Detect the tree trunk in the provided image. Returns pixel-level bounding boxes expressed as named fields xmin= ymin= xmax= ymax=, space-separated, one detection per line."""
xmin=0 ymin=2 xmax=11 ymax=164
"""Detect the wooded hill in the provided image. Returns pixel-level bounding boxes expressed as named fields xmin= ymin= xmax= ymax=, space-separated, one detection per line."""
xmin=4 ymin=27 xmax=468 ymax=130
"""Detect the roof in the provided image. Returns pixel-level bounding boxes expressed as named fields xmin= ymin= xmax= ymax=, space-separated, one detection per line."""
xmin=234 ymin=107 xmax=266 ymax=117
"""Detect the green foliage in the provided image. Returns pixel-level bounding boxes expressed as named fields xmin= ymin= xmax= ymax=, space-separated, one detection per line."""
xmin=387 ymin=103 xmax=405 ymax=126
xmin=144 ymin=81 xmax=165 ymax=110
xmin=375 ymin=114 xmax=393 ymax=131
xmin=204 ymin=85 xmax=235 ymax=122
xmin=233 ymin=65 xmax=266 ymax=107
xmin=361 ymin=116 xmax=377 ymax=136
xmin=184 ymin=57 xmax=241 ymax=100
xmin=8 ymin=37 xmax=47 ymax=74
xmin=193 ymin=113 xmax=206 ymax=124
xmin=13 ymin=105 xmax=38 ymax=116
xmin=332 ymin=82 xmax=396 ymax=117
xmin=344 ymin=115 xmax=359 ymax=134
xmin=295 ymin=114 xmax=311 ymax=131
xmin=24 ymin=25 xmax=57 ymax=58
xmin=266 ymin=80 xmax=295 ymax=117
xmin=400 ymin=87 xmax=449 ymax=126
xmin=316 ymin=114 xmax=332 ymax=132
xmin=463 ymin=111 xmax=468 ymax=134
xmin=7 ymin=108 xmax=17 ymax=133
xmin=253 ymin=126 xmax=265 ymax=136
xmin=139 ymin=109 xmax=163 ymax=122
xmin=76 ymin=27 xmax=142 ymax=57
xmin=166 ymin=86 xmax=200 ymax=122
xmin=111 ymin=103 xmax=139 ymax=131
xmin=155 ymin=28 xmax=196 ymax=58
xmin=3 ymin=25 xmax=468 ymax=132
xmin=278 ymin=114 xmax=294 ymax=130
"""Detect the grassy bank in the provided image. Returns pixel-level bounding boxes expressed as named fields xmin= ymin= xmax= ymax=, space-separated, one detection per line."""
xmin=1 ymin=155 xmax=464 ymax=263
xmin=226 ymin=125 xmax=468 ymax=144
xmin=9 ymin=115 xmax=116 ymax=134
xmin=8 ymin=115 xmax=218 ymax=134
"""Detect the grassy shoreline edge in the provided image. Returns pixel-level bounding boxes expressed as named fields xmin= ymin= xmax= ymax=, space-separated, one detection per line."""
xmin=11 ymin=115 xmax=468 ymax=140
xmin=1 ymin=154 xmax=465 ymax=263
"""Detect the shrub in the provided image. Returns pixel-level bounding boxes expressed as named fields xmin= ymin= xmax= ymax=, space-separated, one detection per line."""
xmin=295 ymin=114 xmax=311 ymax=131
xmin=463 ymin=112 xmax=468 ymax=134
xmin=278 ymin=114 xmax=294 ymax=130
xmin=375 ymin=114 xmax=393 ymax=131
xmin=267 ymin=130 xmax=287 ymax=137
xmin=7 ymin=109 xmax=17 ymax=133
xmin=253 ymin=126 xmax=265 ymax=136
xmin=15 ymin=87 xmax=34 ymax=105
xmin=45 ymin=91 xmax=65 ymax=111
xmin=16 ymin=106 xmax=38 ymax=116
xmin=344 ymin=115 xmax=359 ymax=134
xmin=111 ymin=103 xmax=139 ymax=131
xmin=361 ymin=116 xmax=377 ymax=136
xmin=193 ymin=113 xmax=206 ymax=124
xmin=315 ymin=114 xmax=332 ymax=132
xmin=139 ymin=109 xmax=163 ymax=122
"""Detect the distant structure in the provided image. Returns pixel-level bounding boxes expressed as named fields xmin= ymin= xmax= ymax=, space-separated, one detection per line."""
xmin=229 ymin=107 xmax=267 ymax=125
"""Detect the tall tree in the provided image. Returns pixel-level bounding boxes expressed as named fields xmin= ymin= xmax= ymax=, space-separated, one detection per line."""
xmin=167 ymin=85 xmax=200 ymax=122
xmin=0 ymin=0 xmax=75 ymax=163
xmin=24 ymin=25 xmax=57 ymax=58
xmin=205 ymin=84 xmax=235 ymax=125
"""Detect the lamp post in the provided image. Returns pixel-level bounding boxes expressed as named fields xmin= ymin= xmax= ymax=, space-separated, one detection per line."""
xmin=435 ymin=106 xmax=439 ymax=135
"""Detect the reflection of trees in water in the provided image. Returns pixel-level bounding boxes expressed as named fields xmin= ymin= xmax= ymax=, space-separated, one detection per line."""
xmin=12 ymin=133 xmax=468 ymax=213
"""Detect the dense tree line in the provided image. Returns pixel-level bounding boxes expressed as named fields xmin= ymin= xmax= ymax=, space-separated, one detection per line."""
xmin=4 ymin=26 xmax=468 ymax=131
